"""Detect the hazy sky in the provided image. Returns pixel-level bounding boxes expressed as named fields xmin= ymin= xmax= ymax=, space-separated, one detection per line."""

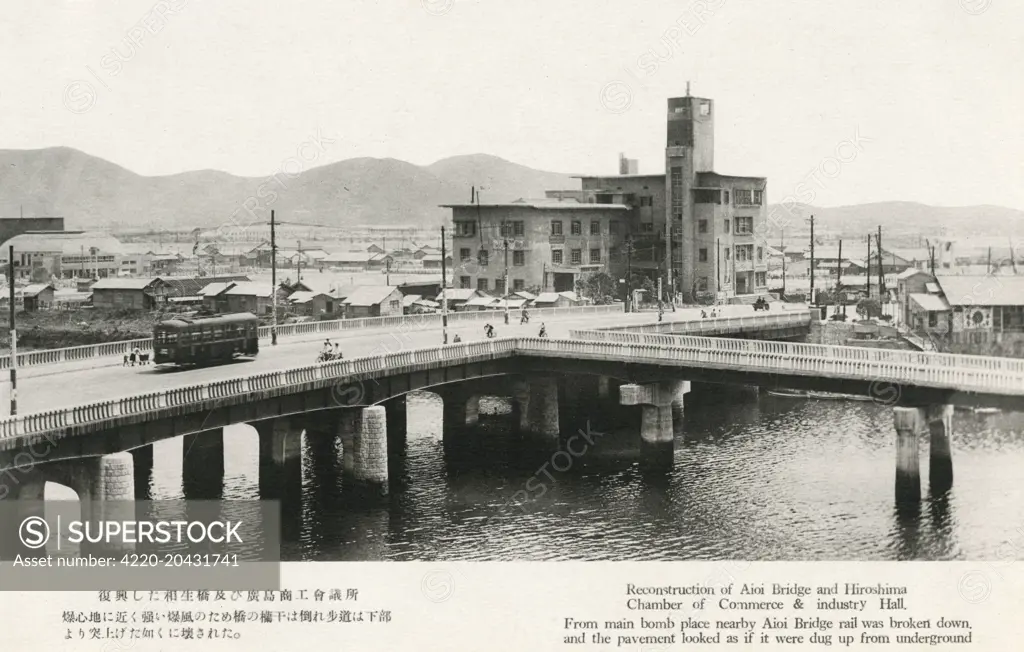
xmin=3 ymin=0 xmax=1022 ymax=208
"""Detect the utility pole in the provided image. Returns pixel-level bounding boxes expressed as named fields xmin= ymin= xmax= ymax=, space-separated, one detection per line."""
xmin=716 ymin=238 xmax=721 ymax=297
xmin=987 ymin=247 xmax=992 ymax=275
xmin=502 ymin=219 xmax=510 ymax=325
xmin=836 ymin=239 xmax=844 ymax=317
xmin=386 ymin=257 xmax=391 ymax=286
xmin=781 ymin=228 xmax=786 ymax=299
xmin=808 ymin=215 xmax=815 ymax=306
xmin=8 ymin=246 xmax=17 ymax=415
xmin=625 ymin=234 xmax=634 ymax=312
xmin=876 ymin=226 xmax=885 ymax=297
xmin=866 ymin=233 xmax=872 ymax=299
xmin=296 ymin=241 xmax=302 ymax=284
xmin=271 ymin=210 xmax=278 ymax=345
xmin=440 ymin=225 xmax=449 ymax=344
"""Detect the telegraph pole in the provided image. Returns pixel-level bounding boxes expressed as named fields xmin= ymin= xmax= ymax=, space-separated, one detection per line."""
xmin=271 ymin=210 xmax=278 ymax=345
xmin=503 ymin=232 xmax=510 ymax=325
xmin=866 ymin=233 xmax=872 ymax=299
xmin=8 ymin=246 xmax=17 ymax=415
xmin=836 ymin=239 xmax=844 ymax=318
xmin=808 ymin=215 xmax=815 ymax=306
xmin=781 ymin=228 xmax=786 ymax=299
xmin=296 ymin=241 xmax=303 ymax=284
xmin=625 ymin=235 xmax=634 ymax=312
xmin=877 ymin=226 xmax=886 ymax=298
xmin=440 ymin=225 xmax=449 ymax=344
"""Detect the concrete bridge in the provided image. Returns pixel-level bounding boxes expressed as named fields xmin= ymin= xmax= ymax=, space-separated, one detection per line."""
xmin=1 ymin=308 xmax=1021 ymax=536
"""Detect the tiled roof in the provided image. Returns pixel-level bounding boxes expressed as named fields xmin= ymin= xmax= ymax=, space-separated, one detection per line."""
xmin=935 ymin=274 xmax=1024 ymax=306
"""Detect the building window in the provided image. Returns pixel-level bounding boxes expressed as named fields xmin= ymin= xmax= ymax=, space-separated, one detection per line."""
xmin=756 ymin=272 xmax=766 ymax=287
xmin=928 ymin=312 xmax=938 ymax=328
xmin=700 ymin=101 xmax=711 ymax=116
xmin=736 ymin=216 xmax=753 ymax=234
xmin=697 ymin=277 xmax=709 ymax=292
xmin=610 ymin=220 xmax=620 ymax=234
xmin=500 ymin=222 xmax=512 ymax=237
xmin=753 ymin=190 xmax=764 ymax=205
xmin=552 ymin=249 xmax=563 ymax=264
xmin=513 ymin=279 xmax=525 ymax=291
xmin=571 ymin=221 xmax=582 ymax=235
xmin=699 ymin=248 xmax=708 ymax=263
xmin=551 ymin=220 xmax=563 ymax=235
xmin=459 ymin=276 xmax=471 ymax=289
xmin=495 ymin=278 xmax=506 ymax=294
xmin=724 ymin=191 xmax=730 ymax=204
xmin=455 ymin=221 xmax=477 ymax=236
xmin=725 ymin=248 xmax=731 ymax=260
xmin=590 ymin=220 xmax=601 ymax=235
xmin=460 ymin=248 xmax=471 ymax=261
xmin=571 ymin=249 xmax=582 ymax=265
xmin=478 ymin=250 xmax=489 ymax=266
xmin=390 ymin=300 xmax=401 ymax=311
xmin=477 ymin=278 xmax=489 ymax=291
xmin=639 ymin=196 xmax=653 ymax=207
xmin=513 ymin=221 xmax=524 ymax=237
xmin=513 ymin=250 xmax=525 ymax=266
xmin=757 ymin=247 xmax=763 ymax=262
xmin=640 ymin=222 xmax=654 ymax=233
xmin=590 ymin=248 xmax=602 ymax=263
xmin=724 ymin=219 xmax=730 ymax=233
xmin=698 ymin=220 xmax=708 ymax=234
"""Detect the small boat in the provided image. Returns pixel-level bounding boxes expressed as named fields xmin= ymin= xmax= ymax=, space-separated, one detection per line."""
xmin=766 ymin=389 xmax=873 ymax=402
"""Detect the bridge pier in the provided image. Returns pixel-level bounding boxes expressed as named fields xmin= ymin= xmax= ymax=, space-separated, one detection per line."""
xmin=77 ymin=452 xmax=137 ymax=555
xmin=385 ymin=397 xmax=408 ymax=442
xmin=255 ymin=417 xmax=303 ymax=500
xmin=130 ymin=445 xmax=154 ymax=500
xmin=525 ymin=375 xmax=560 ymax=440
xmin=926 ymin=404 xmax=954 ymax=495
xmin=182 ymin=429 xmax=225 ymax=500
xmin=669 ymin=381 xmax=691 ymax=436
xmin=441 ymin=389 xmax=480 ymax=432
xmin=893 ymin=407 xmax=923 ymax=503
xmin=352 ymin=406 xmax=389 ymax=493
xmin=620 ymin=382 xmax=676 ymax=469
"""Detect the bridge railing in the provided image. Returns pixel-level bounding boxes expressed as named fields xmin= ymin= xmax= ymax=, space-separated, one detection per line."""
xmin=0 ymin=338 xmax=520 ymax=440
xmin=567 ymin=329 xmax=1024 ymax=376
xmin=0 ymin=304 xmax=624 ymax=372
xmin=605 ymin=310 xmax=812 ymax=334
xmin=3 ymin=331 xmax=1024 ymax=440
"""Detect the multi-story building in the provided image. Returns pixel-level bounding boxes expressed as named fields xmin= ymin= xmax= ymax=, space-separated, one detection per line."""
xmin=440 ymin=199 xmax=632 ymax=294
xmin=572 ymin=94 xmax=769 ymax=301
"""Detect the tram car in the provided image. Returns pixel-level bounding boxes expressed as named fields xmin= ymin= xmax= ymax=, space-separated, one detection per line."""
xmin=153 ymin=313 xmax=260 ymax=366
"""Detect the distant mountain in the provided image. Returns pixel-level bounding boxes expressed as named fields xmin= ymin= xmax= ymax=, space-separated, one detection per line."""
xmin=1 ymin=147 xmax=1021 ymax=245
xmin=764 ymin=201 xmax=1024 ymax=247
xmin=0 ymin=148 xmax=578 ymax=231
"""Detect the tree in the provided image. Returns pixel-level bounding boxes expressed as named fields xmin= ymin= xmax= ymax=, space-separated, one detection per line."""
xmin=576 ymin=272 xmax=617 ymax=304
xmin=856 ymin=297 xmax=882 ymax=320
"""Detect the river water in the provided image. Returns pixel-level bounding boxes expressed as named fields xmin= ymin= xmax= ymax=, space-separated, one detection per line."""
xmin=48 ymin=386 xmax=1024 ymax=561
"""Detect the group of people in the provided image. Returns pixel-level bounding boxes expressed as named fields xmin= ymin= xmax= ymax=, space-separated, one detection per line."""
xmin=700 ymin=308 xmax=720 ymax=319
xmin=317 ymin=339 xmax=343 ymax=362
xmin=122 ymin=347 xmax=149 ymax=366
xmin=482 ymin=322 xmax=546 ymax=339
